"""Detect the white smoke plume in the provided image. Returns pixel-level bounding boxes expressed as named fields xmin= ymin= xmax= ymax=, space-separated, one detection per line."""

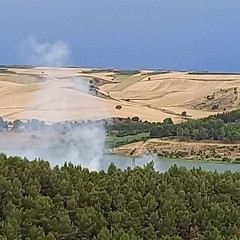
xmin=0 ymin=120 xmax=106 ymax=171
xmin=1 ymin=37 xmax=108 ymax=171
xmin=20 ymin=35 xmax=71 ymax=66
xmin=22 ymin=73 xmax=108 ymax=171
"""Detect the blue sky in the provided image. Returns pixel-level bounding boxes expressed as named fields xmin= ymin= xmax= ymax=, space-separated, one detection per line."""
xmin=1 ymin=0 xmax=240 ymax=71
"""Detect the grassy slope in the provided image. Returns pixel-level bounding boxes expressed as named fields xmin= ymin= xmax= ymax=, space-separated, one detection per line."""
xmin=105 ymin=132 xmax=149 ymax=148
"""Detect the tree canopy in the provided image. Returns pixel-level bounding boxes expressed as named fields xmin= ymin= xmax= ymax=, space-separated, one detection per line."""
xmin=150 ymin=110 xmax=240 ymax=143
xmin=0 ymin=154 xmax=240 ymax=239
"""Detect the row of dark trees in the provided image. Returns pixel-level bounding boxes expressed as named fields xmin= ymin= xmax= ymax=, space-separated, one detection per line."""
xmin=150 ymin=110 xmax=240 ymax=143
xmin=106 ymin=120 xmax=153 ymax=137
xmin=106 ymin=110 xmax=240 ymax=143
xmin=104 ymin=110 xmax=240 ymax=143
xmin=0 ymin=117 xmax=103 ymax=134
xmin=0 ymin=118 xmax=46 ymax=131
xmin=0 ymin=154 xmax=240 ymax=239
xmin=3 ymin=109 xmax=240 ymax=143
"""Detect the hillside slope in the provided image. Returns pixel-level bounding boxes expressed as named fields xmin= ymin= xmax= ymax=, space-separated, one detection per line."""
xmin=1 ymin=67 xmax=240 ymax=122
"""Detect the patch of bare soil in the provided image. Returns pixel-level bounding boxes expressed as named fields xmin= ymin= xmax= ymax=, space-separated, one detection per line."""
xmin=114 ymin=138 xmax=240 ymax=162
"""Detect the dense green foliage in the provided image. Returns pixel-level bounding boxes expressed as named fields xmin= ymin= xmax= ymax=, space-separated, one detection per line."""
xmin=1 ymin=154 xmax=240 ymax=239
xmin=106 ymin=120 xmax=153 ymax=137
xmin=106 ymin=110 xmax=240 ymax=145
xmin=150 ymin=110 xmax=240 ymax=143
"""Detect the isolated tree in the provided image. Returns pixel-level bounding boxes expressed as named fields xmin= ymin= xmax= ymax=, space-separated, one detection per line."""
xmin=132 ymin=116 xmax=140 ymax=121
xmin=115 ymin=105 xmax=122 ymax=110
xmin=89 ymin=79 xmax=93 ymax=85
xmin=212 ymin=104 xmax=219 ymax=110
xmin=181 ymin=111 xmax=187 ymax=117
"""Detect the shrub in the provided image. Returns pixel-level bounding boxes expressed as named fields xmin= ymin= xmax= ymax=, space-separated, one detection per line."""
xmin=132 ymin=116 xmax=140 ymax=122
xmin=212 ymin=104 xmax=219 ymax=110
xmin=181 ymin=111 xmax=187 ymax=117
xmin=115 ymin=105 xmax=122 ymax=110
xmin=222 ymin=156 xmax=230 ymax=162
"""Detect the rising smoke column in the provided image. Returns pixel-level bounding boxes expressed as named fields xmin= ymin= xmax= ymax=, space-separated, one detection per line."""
xmin=4 ymin=36 xmax=108 ymax=170
xmin=20 ymin=35 xmax=71 ymax=66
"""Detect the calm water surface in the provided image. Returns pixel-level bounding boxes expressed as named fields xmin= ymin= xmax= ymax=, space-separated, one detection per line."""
xmin=101 ymin=155 xmax=240 ymax=172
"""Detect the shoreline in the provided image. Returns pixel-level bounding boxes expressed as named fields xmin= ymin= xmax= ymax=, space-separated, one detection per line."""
xmin=108 ymin=152 xmax=240 ymax=165
xmin=112 ymin=138 xmax=240 ymax=164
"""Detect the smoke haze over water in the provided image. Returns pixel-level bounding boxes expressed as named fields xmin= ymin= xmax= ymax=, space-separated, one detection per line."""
xmin=0 ymin=120 xmax=106 ymax=171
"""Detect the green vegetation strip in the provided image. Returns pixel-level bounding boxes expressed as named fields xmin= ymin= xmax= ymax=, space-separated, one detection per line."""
xmin=150 ymin=110 xmax=240 ymax=143
xmin=106 ymin=132 xmax=149 ymax=147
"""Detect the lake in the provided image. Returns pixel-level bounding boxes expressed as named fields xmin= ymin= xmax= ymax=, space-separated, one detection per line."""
xmin=101 ymin=154 xmax=240 ymax=172
xmin=3 ymin=148 xmax=240 ymax=172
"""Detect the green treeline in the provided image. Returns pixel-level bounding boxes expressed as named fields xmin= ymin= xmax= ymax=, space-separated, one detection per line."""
xmin=107 ymin=110 xmax=240 ymax=144
xmin=150 ymin=110 xmax=240 ymax=142
xmin=1 ymin=154 xmax=240 ymax=239
xmin=107 ymin=119 xmax=152 ymax=137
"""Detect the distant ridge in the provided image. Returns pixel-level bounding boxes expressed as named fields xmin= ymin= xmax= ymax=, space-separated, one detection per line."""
xmin=188 ymin=71 xmax=240 ymax=75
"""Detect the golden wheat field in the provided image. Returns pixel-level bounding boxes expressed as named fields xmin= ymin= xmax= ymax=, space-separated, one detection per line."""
xmin=1 ymin=67 xmax=240 ymax=123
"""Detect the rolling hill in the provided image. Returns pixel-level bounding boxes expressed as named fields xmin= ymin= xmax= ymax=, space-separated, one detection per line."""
xmin=1 ymin=67 xmax=240 ymax=123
